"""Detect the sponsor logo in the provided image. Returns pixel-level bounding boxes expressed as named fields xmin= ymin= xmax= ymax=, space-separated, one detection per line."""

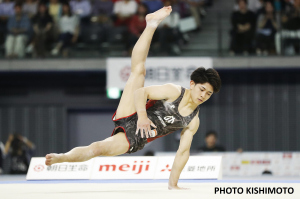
xmin=164 ymin=116 xmax=175 ymax=124
xmin=170 ymin=105 xmax=175 ymax=109
xmin=47 ymin=164 xmax=89 ymax=172
xmin=149 ymin=129 xmax=157 ymax=137
xmin=157 ymin=116 xmax=167 ymax=127
xmin=34 ymin=165 xmax=44 ymax=172
xmin=129 ymin=147 xmax=134 ymax=152
xmin=98 ymin=161 xmax=151 ymax=174
xmin=120 ymin=66 xmax=131 ymax=82
xmin=160 ymin=164 xmax=172 ymax=172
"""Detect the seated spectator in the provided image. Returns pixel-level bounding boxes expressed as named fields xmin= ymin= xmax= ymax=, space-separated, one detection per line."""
xmin=5 ymin=3 xmax=31 ymax=58
xmin=230 ymin=0 xmax=256 ymax=55
xmin=142 ymin=0 xmax=163 ymax=13
xmin=198 ymin=131 xmax=226 ymax=152
xmin=157 ymin=0 xmax=181 ymax=55
xmin=32 ymin=3 xmax=53 ymax=57
xmin=48 ymin=0 xmax=62 ymax=40
xmin=23 ymin=0 xmax=38 ymax=19
xmin=113 ymin=0 xmax=138 ymax=26
xmin=127 ymin=3 xmax=147 ymax=53
xmin=69 ymin=0 xmax=91 ymax=23
xmin=0 ymin=0 xmax=15 ymax=43
xmin=0 ymin=141 xmax=4 ymax=174
xmin=91 ymin=0 xmax=114 ymax=24
xmin=4 ymin=134 xmax=35 ymax=174
xmin=256 ymin=1 xmax=277 ymax=55
xmin=186 ymin=0 xmax=206 ymax=31
xmin=51 ymin=3 xmax=79 ymax=57
xmin=275 ymin=0 xmax=300 ymax=54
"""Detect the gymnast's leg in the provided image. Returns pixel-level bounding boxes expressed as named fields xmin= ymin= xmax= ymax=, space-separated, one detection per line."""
xmin=45 ymin=7 xmax=172 ymax=166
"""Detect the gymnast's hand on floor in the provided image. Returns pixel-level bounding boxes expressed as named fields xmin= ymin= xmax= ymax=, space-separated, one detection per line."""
xmin=136 ymin=116 xmax=157 ymax=138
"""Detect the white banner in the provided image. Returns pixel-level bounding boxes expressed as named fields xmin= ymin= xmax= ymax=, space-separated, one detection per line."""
xmin=90 ymin=157 xmax=157 ymax=179
xmin=26 ymin=158 xmax=94 ymax=180
xmin=154 ymin=156 xmax=222 ymax=180
xmin=157 ymin=152 xmax=300 ymax=177
xmin=107 ymin=57 xmax=213 ymax=89
xmin=26 ymin=156 xmax=222 ymax=180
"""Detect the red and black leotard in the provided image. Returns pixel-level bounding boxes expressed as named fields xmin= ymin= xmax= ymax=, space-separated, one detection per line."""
xmin=112 ymin=87 xmax=199 ymax=154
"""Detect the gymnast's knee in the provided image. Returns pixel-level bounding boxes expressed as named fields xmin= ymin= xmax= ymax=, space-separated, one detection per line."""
xmin=89 ymin=141 xmax=108 ymax=157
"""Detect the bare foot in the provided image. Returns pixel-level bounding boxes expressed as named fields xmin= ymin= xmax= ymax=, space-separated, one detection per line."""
xmin=146 ymin=6 xmax=172 ymax=28
xmin=45 ymin=153 xmax=64 ymax=166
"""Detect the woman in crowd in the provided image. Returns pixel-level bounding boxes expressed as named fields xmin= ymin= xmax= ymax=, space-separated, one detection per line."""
xmin=256 ymin=1 xmax=277 ymax=55
xmin=51 ymin=3 xmax=79 ymax=57
xmin=32 ymin=3 xmax=54 ymax=57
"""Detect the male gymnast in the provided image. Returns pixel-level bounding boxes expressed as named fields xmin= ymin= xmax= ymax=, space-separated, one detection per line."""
xmin=45 ymin=6 xmax=221 ymax=190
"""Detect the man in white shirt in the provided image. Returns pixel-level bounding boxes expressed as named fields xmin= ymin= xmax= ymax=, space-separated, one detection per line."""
xmin=113 ymin=0 xmax=137 ymax=26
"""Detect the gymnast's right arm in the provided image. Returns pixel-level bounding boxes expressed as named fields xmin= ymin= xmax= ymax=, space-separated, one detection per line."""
xmin=134 ymin=83 xmax=181 ymax=138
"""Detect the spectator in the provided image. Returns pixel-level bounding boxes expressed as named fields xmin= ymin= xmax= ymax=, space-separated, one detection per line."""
xmin=91 ymin=0 xmax=114 ymax=24
xmin=5 ymin=3 xmax=31 ymax=58
xmin=51 ymin=3 xmax=79 ymax=57
xmin=23 ymin=0 xmax=38 ymax=19
xmin=256 ymin=1 xmax=277 ymax=55
xmin=69 ymin=0 xmax=91 ymax=20
xmin=275 ymin=0 xmax=300 ymax=54
xmin=186 ymin=0 xmax=206 ymax=31
xmin=0 ymin=0 xmax=15 ymax=43
xmin=113 ymin=0 xmax=138 ymax=26
xmin=158 ymin=0 xmax=181 ymax=55
xmin=4 ymin=134 xmax=35 ymax=174
xmin=198 ymin=131 xmax=226 ymax=152
xmin=48 ymin=0 xmax=62 ymax=24
xmin=142 ymin=0 xmax=163 ymax=13
xmin=127 ymin=3 xmax=147 ymax=53
xmin=230 ymin=0 xmax=256 ymax=55
xmin=32 ymin=3 xmax=53 ymax=57
xmin=234 ymin=0 xmax=264 ymax=13
xmin=0 ymin=141 xmax=4 ymax=174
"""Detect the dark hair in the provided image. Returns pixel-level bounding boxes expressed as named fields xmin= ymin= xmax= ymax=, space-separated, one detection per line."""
xmin=11 ymin=134 xmax=24 ymax=156
xmin=137 ymin=3 xmax=149 ymax=16
xmin=205 ymin=130 xmax=218 ymax=138
xmin=62 ymin=3 xmax=72 ymax=17
xmin=37 ymin=3 xmax=50 ymax=16
xmin=237 ymin=0 xmax=247 ymax=5
xmin=190 ymin=67 xmax=221 ymax=93
xmin=14 ymin=3 xmax=23 ymax=9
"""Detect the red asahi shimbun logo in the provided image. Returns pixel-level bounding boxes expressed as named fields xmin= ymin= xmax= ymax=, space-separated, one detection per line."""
xmin=120 ymin=66 xmax=131 ymax=82
xmin=34 ymin=165 xmax=44 ymax=172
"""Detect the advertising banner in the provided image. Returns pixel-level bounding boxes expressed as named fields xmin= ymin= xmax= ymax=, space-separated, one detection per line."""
xmin=154 ymin=156 xmax=222 ymax=179
xmin=90 ymin=157 xmax=157 ymax=179
xmin=107 ymin=57 xmax=213 ymax=90
xmin=26 ymin=157 xmax=94 ymax=180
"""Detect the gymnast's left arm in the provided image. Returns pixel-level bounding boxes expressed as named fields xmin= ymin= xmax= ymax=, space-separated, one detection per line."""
xmin=168 ymin=117 xmax=199 ymax=190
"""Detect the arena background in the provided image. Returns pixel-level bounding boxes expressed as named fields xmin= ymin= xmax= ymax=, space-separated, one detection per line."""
xmin=0 ymin=0 xmax=300 ymax=198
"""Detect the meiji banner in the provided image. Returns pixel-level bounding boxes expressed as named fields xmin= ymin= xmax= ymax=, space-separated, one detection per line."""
xmin=107 ymin=58 xmax=213 ymax=89
xmin=26 ymin=157 xmax=94 ymax=180
xmin=90 ymin=157 xmax=157 ymax=179
xmin=154 ymin=156 xmax=222 ymax=180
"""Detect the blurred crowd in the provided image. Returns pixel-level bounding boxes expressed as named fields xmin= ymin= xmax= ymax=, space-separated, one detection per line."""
xmin=230 ymin=0 xmax=300 ymax=56
xmin=0 ymin=0 xmax=212 ymax=58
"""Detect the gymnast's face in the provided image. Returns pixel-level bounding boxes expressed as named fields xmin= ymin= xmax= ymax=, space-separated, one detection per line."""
xmin=190 ymin=81 xmax=213 ymax=105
